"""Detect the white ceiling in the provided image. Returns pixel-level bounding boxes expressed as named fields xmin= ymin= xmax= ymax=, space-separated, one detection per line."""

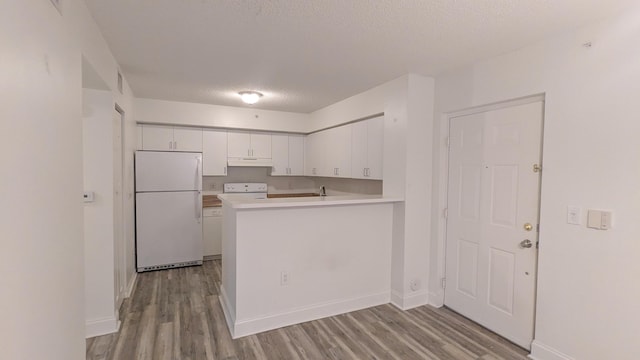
xmin=85 ymin=0 xmax=634 ymax=113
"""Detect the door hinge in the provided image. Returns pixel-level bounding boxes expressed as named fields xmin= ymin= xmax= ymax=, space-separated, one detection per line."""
xmin=441 ymin=278 xmax=446 ymax=289
xmin=443 ymin=208 xmax=448 ymax=219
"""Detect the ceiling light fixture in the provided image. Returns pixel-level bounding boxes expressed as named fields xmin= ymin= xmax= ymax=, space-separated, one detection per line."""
xmin=239 ymin=91 xmax=263 ymax=105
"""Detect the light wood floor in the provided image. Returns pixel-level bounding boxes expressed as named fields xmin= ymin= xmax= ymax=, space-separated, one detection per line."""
xmin=87 ymin=260 xmax=529 ymax=360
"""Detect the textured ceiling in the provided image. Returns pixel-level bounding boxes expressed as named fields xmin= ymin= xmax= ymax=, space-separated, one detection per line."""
xmin=85 ymin=0 xmax=634 ymax=113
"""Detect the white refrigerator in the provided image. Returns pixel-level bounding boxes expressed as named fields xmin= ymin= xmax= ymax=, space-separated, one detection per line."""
xmin=135 ymin=151 xmax=203 ymax=272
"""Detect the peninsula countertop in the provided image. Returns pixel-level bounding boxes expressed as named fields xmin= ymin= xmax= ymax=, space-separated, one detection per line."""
xmin=217 ymin=194 xmax=403 ymax=209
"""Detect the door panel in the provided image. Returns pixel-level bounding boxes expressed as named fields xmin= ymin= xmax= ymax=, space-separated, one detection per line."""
xmin=142 ymin=125 xmax=173 ymax=151
xmin=135 ymin=151 xmax=202 ymax=192
xmin=270 ymin=134 xmax=289 ymax=176
xmin=250 ymin=133 xmax=272 ymax=159
xmin=136 ymin=191 xmax=203 ymax=269
xmin=367 ymin=116 xmax=384 ymax=180
xmin=173 ymin=127 xmax=202 ymax=152
xmin=227 ymin=132 xmax=251 ymax=158
xmin=203 ymin=129 xmax=227 ymax=176
xmin=445 ymin=101 xmax=543 ymax=350
xmin=288 ymin=136 xmax=305 ymax=176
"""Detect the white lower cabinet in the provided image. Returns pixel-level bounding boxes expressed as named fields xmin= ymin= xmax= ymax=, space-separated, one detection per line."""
xmin=203 ymin=207 xmax=222 ymax=256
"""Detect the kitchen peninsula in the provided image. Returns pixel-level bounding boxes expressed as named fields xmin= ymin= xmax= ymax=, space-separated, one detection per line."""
xmin=218 ymin=194 xmax=402 ymax=338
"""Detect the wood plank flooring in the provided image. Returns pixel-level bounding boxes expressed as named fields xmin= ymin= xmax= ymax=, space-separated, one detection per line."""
xmin=87 ymin=260 xmax=529 ymax=360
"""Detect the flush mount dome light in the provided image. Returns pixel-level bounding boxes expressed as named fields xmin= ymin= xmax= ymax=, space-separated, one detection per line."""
xmin=239 ymin=91 xmax=263 ymax=105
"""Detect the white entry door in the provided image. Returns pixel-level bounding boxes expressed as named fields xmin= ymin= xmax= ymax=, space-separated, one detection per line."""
xmin=445 ymin=101 xmax=543 ymax=349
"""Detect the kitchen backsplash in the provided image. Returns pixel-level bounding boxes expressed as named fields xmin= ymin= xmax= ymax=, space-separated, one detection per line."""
xmin=203 ymin=167 xmax=382 ymax=195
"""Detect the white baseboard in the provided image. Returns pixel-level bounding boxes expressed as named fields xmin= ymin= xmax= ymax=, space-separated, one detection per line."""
xmin=219 ymin=286 xmax=236 ymax=338
xmin=86 ymin=316 xmax=120 ymax=338
xmin=390 ymin=289 xmax=428 ymax=310
xmin=204 ymin=254 xmax=221 ymax=261
xmin=530 ymin=340 xmax=575 ymax=360
xmin=229 ymin=291 xmax=390 ymax=339
xmin=126 ymin=272 xmax=138 ymax=298
xmin=428 ymin=290 xmax=444 ymax=307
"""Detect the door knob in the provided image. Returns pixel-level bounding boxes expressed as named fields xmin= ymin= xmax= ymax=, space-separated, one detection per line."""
xmin=524 ymin=223 xmax=533 ymax=231
xmin=520 ymin=239 xmax=533 ymax=248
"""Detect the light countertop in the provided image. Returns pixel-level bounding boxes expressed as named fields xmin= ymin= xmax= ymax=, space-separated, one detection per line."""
xmin=218 ymin=194 xmax=403 ymax=209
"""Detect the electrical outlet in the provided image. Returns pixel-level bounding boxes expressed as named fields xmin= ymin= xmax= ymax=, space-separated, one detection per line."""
xmin=409 ymin=279 xmax=419 ymax=292
xmin=567 ymin=206 xmax=581 ymax=225
xmin=280 ymin=271 xmax=289 ymax=286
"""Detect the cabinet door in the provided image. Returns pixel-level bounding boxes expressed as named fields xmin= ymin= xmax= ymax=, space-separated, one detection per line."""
xmin=142 ymin=125 xmax=174 ymax=151
xmin=351 ymin=120 xmax=368 ymax=179
xmin=270 ymin=134 xmax=289 ymax=176
xmin=366 ymin=116 xmax=384 ymax=180
xmin=173 ymin=127 xmax=202 ymax=152
xmin=227 ymin=132 xmax=251 ymax=158
xmin=288 ymin=135 xmax=305 ymax=176
xmin=327 ymin=125 xmax=351 ymax=178
xmin=250 ymin=133 xmax=272 ymax=159
xmin=305 ymin=133 xmax=318 ymax=176
xmin=203 ymin=129 xmax=227 ymax=176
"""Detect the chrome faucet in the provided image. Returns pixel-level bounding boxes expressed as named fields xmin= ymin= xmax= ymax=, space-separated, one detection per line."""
xmin=319 ymin=186 xmax=327 ymax=197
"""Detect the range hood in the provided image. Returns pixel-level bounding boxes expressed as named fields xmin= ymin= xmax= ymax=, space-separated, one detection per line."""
xmin=227 ymin=158 xmax=274 ymax=167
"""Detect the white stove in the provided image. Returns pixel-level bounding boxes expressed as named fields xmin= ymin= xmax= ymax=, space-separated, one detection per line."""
xmin=223 ymin=183 xmax=268 ymax=199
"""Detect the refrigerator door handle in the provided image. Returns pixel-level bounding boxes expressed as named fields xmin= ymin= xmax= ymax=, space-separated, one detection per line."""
xmin=196 ymin=156 xmax=202 ymax=190
xmin=196 ymin=191 xmax=202 ymax=223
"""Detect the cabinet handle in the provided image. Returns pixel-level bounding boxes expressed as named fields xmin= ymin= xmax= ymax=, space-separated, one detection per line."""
xmin=224 ymin=166 xmax=227 ymax=175
xmin=174 ymin=141 xmax=177 ymax=149
xmin=169 ymin=141 xmax=173 ymax=149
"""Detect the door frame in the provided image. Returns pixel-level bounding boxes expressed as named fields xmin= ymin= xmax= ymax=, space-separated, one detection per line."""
xmin=114 ymin=104 xmax=127 ymax=313
xmin=433 ymin=94 xmax=546 ymax=318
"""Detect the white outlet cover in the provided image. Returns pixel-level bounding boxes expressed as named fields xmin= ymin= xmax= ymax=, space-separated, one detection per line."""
xmin=567 ymin=206 xmax=581 ymax=225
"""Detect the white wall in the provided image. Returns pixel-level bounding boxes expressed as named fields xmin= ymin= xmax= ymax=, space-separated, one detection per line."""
xmin=135 ymin=98 xmax=311 ymax=133
xmin=1 ymin=2 xmax=84 ymax=359
xmin=310 ymin=74 xmax=435 ymax=309
xmin=432 ymin=7 xmax=640 ymax=360
xmin=0 ymin=1 xmax=135 ymax=358
xmin=82 ymin=89 xmax=118 ymax=336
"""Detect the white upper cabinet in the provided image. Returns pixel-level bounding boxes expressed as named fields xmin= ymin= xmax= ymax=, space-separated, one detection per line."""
xmin=305 ymin=131 xmax=328 ymax=176
xmin=173 ymin=127 xmax=203 ymax=152
xmin=272 ymin=134 xmax=304 ymax=176
xmin=288 ymin=135 xmax=305 ymax=175
xmin=250 ymin=133 xmax=272 ymax=159
xmin=325 ymin=125 xmax=352 ymax=178
xmin=351 ymin=116 xmax=383 ymax=180
xmin=227 ymin=132 xmax=251 ymax=158
xmin=305 ymin=125 xmax=352 ymax=178
xmin=141 ymin=124 xmax=202 ymax=152
xmin=227 ymin=132 xmax=272 ymax=159
xmin=141 ymin=125 xmax=173 ymax=151
xmin=271 ymin=135 xmax=289 ymax=176
xmin=202 ymin=129 xmax=227 ymax=176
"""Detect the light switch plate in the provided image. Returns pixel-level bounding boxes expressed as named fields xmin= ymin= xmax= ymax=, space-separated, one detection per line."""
xmin=587 ymin=209 xmax=612 ymax=230
xmin=587 ymin=210 xmax=601 ymax=229
xmin=567 ymin=206 xmax=581 ymax=225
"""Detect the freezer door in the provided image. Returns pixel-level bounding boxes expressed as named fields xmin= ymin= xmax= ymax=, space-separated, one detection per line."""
xmin=136 ymin=191 xmax=203 ymax=270
xmin=135 ymin=151 xmax=202 ymax=192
